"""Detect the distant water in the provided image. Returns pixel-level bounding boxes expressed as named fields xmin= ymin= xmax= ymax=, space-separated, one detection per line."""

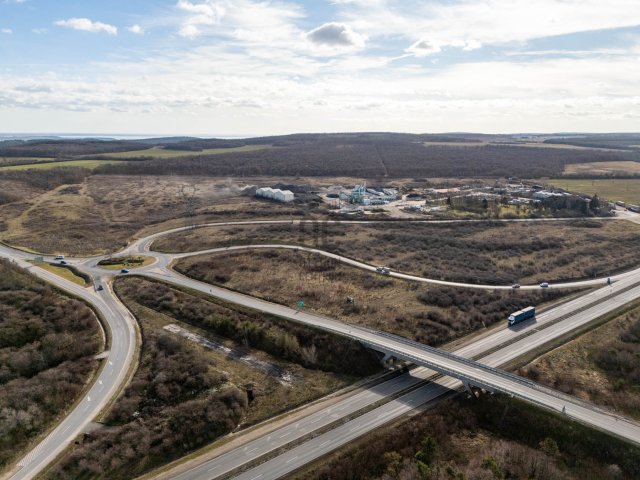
xmin=0 ymin=133 xmax=255 ymax=141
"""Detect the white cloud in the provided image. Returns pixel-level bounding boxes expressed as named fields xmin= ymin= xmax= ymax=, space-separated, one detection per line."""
xmin=406 ymin=39 xmax=441 ymax=57
xmin=306 ymin=22 xmax=365 ymax=48
xmin=179 ymin=24 xmax=200 ymax=38
xmin=1 ymin=28 xmax=13 ymax=34
xmin=338 ymin=0 xmax=640 ymax=53
xmin=176 ymin=0 xmax=225 ymax=37
xmin=32 ymin=28 xmax=48 ymax=34
xmin=3 ymin=0 xmax=640 ymax=134
xmin=128 ymin=24 xmax=144 ymax=35
xmin=54 ymin=18 xmax=118 ymax=35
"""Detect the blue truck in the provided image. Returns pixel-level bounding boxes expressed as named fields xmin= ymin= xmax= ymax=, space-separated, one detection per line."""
xmin=507 ymin=306 xmax=535 ymax=326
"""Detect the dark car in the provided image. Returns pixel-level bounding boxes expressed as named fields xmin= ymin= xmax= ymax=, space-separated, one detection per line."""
xmin=121 ymin=269 xmax=130 ymax=274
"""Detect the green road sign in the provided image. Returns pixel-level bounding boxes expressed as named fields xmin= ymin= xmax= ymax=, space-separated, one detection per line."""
xmin=296 ymin=300 xmax=305 ymax=309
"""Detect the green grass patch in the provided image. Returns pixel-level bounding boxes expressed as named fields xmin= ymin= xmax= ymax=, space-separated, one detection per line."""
xmin=0 ymin=156 xmax=55 ymax=164
xmin=547 ymin=178 xmax=640 ymax=205
xmin=35 ymin=262 xmax=88 ymax=286
xmin=0 ymin=159 xmax=122 ymax=171
xmin=97 ymin=256 xmax=155 ymax=270
xmin=102 ymin=144 xmax=271 ymax=159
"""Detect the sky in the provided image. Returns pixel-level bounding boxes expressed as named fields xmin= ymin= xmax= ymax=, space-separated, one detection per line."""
xmin=1 ymin=0 xmax=639 ymax=136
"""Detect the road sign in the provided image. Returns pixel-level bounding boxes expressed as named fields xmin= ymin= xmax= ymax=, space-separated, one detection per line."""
xmin=607 ymin=277 xmax=612 ymax=285
xmin=296 ymin=300 xmax=305 ymax=309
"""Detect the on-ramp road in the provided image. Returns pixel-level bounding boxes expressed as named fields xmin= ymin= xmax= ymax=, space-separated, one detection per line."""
xmin=0 ymin=246 xmax=138 ymax=480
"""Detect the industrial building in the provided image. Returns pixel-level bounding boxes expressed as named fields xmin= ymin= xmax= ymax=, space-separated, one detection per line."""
xmin=256 ymin=187 xmax=295 ymax=203
xmin=342 ymin=184 xmax=398 ymax=205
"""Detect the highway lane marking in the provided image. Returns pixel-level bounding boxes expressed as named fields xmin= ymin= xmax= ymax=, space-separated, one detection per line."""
xmin=319 ymin=440 xmax=330 ymax=447
xmin=285 ymin=456 xmax=299 ymax=464
xmin=279 ymin=431 xmax=291 ymax=438
xmin=250 ymin=475 xmax=263 ymax=480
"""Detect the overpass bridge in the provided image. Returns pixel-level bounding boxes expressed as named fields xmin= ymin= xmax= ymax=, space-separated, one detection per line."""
xmin=145 ymin=269 xmax=640 ymax=447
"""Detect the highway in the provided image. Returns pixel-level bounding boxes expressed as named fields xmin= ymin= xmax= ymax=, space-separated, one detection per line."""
xmin=0 ymin=246 xmax=138 ymax=480
xmin=2 ymin=213 xmax=640 ymax=479
xmin=122 ymin=217 xmax=640 ymax=291
xmin=157 ymin=274 xmax=640 ymax=480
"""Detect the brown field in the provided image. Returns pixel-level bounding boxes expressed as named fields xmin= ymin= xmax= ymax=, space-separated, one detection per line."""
xmin=0 ymin=175 xmax=317 ymax=255
xmin=158 ymin=220 xmax=640 ymax=285
xmin=174 ymin=250 xmax=572 ymax=346
xmin=50 ymin=276 xmax=356 ymax=480
xmin=520 ymin=304 xmax=640 ymax=420
xmin=547 ymin=178 xmax=640 ymax=205
xmin=563 ymin=161 xmax=640 ymax=176
xmin=118 ymin=278 xmax=354 ymax=425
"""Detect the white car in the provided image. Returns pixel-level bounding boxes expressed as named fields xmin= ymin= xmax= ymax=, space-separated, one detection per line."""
xmin=54 ymin=255 xmax=65 ymax=260
xmin=539 ymin=282 xmax=549 ymax=288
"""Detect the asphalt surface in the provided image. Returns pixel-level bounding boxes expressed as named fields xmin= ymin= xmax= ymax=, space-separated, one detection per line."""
xmin=149 ymin=269 xmax=640 ymax=480
xmin=0 ymin=247 xmax=138 ymax=480
xmin=167 ymin=276 xmax=640 ymax=480
xmin=2 ymin=212 xmax=640 ymax=479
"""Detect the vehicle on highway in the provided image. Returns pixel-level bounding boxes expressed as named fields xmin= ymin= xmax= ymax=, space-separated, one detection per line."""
xmin=59 ymin=260 xmax=67 ymax=265
xmin=97 ymin=285 xmax=104 ymax=291
xmin=120 ymin=269 xmax=130 ymax=274
xmin=54 ymin=255 xmax=64 ymax=260
xmin=540 ymin=282 xmax=549 ymax=288
xmin=376 ymin=266 xmax=391 ymax=275
xmin=511 ymin=283 xmax=520 ymax=289
xmin=507 ymin=306 xmax=535 ymax=326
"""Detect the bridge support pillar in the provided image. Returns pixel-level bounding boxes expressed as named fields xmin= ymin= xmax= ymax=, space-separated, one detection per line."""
xmin=380 ymin=352 xmax=395 ymax=368
xmin=462 ymin=380 xmax=473 ymax=394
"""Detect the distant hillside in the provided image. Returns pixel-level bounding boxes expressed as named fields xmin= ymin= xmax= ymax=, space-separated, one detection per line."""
xmin=0 ymin=139 xmax=153 ymax=157
xmin=2 ymin=132 xmax=638 ymax=178
xmin=96 ymin=132 xmax=637 ymax=179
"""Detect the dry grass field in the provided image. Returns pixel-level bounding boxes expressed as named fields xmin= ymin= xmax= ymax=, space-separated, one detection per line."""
xmin=548 ymin=178 xmax=640 ymax=205
xmin=158 ymin=220 xmax=640 ymax=285
xmin=520 ymin=304 xmax=640 ymax=420
xmin=563 ymin=161 xmax=640 ymax=176
xmin=0 ymin=175 xmax=312 ymax=255
xmin=0 ymin=160 xmax=121 ymax=171
xmin=35 ymin=262 xmax=88 ymax=286
xmin=102 ymin=144 xmax=271 ymax=159
xmin=118 ymin=278 xmax=354 ymax=425
xmin=174 ymin=250 xmax=571 ymax=346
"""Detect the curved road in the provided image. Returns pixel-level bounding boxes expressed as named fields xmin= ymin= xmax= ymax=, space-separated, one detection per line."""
xmin=124 ymin=217 xmax=639 ymax=291
xmin=0 ymin=246 xmax=138 ymax=480
xmin=2 ymin=212 xmax=639 ymax=478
